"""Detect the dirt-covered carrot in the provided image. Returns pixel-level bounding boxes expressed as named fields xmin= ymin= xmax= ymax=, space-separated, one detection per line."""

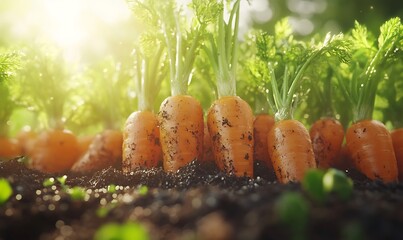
xmin=30 ymin=129 xmax=79 ymax=173
xmin=310 ymin=118 xmax=345 ymax=169
xmin=132 ymin=0 xmax=219 ymax=172
xmin=200 ymin=123 xmax=214 ymax=162
xmin=335 ymin=18 xmax=402 ymax=182
xmin=254 ymin=19 xmax=349 ymax=183
xmin=253 ymin=114 xmax=275 ymax=170
xmin=391 ymin=129 xmax=403 ymax=181
xmin=121 ymin=35 xmax=165 ymax=172
xmin=71 ymin=130 xmax=122 ymax=173
xmin=203 ymin=0 xmax=254 ymax=177
xmin=71 ymin=59 xmax=130 ymax=173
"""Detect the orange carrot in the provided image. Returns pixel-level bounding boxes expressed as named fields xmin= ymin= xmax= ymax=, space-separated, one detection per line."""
xmin=28 ymin=129 xmax=79 ymax=173
xmin=71 ymin=129 xmax=123 ymax=173
xmin=207 ymin=96 xmax=254 ymax=177
xmin=158 ymin=95 xmax=204 ymax=172
xmin=267 ymin=119 xmax=317 ymax=183
xmin=309 ymin=118 xmax=345 ymax=169
xmin=77 ymin=135 xmax=95 ymax=158
xmin=346 ymin=120 xmax=398 ymax=183
xmin=0 ymin=137 xmax=22 ymax=160
xmin=122 ymin=111 xmax=162 ymax=173
xmin=253 ymin=114 xmax=275 ymax=170
xmin=200 ymin=123 xmax=214 ymax=162
xmin=390 ymin=129 xmax=403 ymax=181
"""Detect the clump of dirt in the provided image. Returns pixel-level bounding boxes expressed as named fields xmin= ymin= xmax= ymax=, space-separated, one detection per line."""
xmin=1 ymin=157 xmax=403 ymax=240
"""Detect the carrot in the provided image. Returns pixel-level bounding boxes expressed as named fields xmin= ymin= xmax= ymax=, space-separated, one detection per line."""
xmin=77 ymin=135 xmax=95 ymax=158
xmin=71 ymin=129 xmax=123 ymax=173
xmin=268 ymin=120 xmax=316 ymax=183
xmin=0 ymin=137 xmax=22 ymax=160
xmin=391 ymin=129 xmax=403 ymax=181
xmin=159 ymin=95 xmax=204 ymax=171
xmin=334 ymin=18 xmax=401 ymax=182
xmin=131 ymin=0 xmax=218 ymax=172
xmin=309 ymin=118 xmax=345 ymax=169
xmin=346 ymin=120 xmax=397 ymax=182
xmin=200 ymin=123 xmax=214 ymax=162
xmin=122 ymin=111 xmax=162 ymax=172
xmin=253 ymin=114 xmax=275 ymax=170
xmin=253 ymin=19 xmax=348 ymax=182
xmin=28 ymin=129 xmax=79 ymax=173
xmin=207 ymin=96 xmax=254 ymax=176
xmin=203 ymin=0 xmax=254 ymax=176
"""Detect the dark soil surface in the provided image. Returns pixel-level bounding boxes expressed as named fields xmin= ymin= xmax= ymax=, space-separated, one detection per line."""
xmin=1 ymin=157 xmax=403 ymax=240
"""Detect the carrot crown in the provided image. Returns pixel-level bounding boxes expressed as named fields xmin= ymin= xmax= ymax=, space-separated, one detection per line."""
xmin=203 ymin=0 xmax=240 ymax=98
xmin=254 ymin=19 xmax=350 ymax=121
xmin=133 ymin=35 xmax=166 ymax=112
xmin=335 ymin=17 xmax=402 ymax=123
xmin=130 ymin=0 xmax=220 ymax=97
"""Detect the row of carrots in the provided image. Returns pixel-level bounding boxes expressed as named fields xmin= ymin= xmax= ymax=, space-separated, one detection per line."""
xmin=0 ymin=1 xmax=402 ymax=184
xmin=1 ymin=113 xmax=403 ymax=184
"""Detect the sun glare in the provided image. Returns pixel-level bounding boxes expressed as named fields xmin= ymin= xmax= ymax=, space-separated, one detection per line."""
xmin=35 ymin=0 xmax=133 ymax=61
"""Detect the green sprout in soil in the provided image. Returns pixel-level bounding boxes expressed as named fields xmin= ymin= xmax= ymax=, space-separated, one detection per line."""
xmin=275 ymin=192 xmax=309 ymax=240
xmin=302 ymin=168 xmax=353 ymax=203
xmin=96 ymin=202 xmax=118 ymax=218
xmin=107 ymin=184 xmax=117 ymax=193
xmin=0 ymin=178 xmax=13 ymax=205
xmin=42 ymin=177 xmax=56 ymax=187
xmin=94 ymin=221 xmax=150 ymax=240
xmin=137 ymin=185 xmax=148 ymax=196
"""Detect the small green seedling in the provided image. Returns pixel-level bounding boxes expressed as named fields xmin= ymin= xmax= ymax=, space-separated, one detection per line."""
xmin=323 ymin=169 xmax=353 ymax=201
xmin=56 ymin=175 xmax=68 ymax=186
xmin=94 ymin=222 xmax=150 ymax=240
xmin=302 ymin=169 xmax=327 ymax=203
xmin=0 ymin=178 xmax=13 ymax=205
xmin=137 ymin=185 xmax=148 ymax=196
xmin=68 ymin=186 xmax=87 ymax=201
xmin=107 ymin=184 xmax=117 ymax=193
xmin=96 ymin=202 xmax=118 ymax=218
xmin=275 ymin=192 xmax=309 ymax=240
xmin=43 ymin=177 xmax=56 ymax=187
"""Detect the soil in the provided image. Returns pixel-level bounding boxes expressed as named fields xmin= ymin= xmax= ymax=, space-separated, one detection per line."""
xmin=1 ymin=157 xmax=403 ymax=240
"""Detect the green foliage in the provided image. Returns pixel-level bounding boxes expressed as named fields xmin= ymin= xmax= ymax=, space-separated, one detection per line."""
xmin=68 ymin=186 xmax=87 ymax=201
xmin=94 ymin=222 xmax=150 ymax=240
xmin=107 ymin=184 xmax=117 ymax=193
xmin=43 ymin=177 xmax=56 ymax=187
xmin=275 ymin=192 xmax=309 ymax=240
xmin=203 ymin=0 xmax=240 ymax=98
xmin=335 ymin=17 xmax=402 ymax=122
xmin=0 ymin=178 xmax=13 ymax=205
xmin=253 ymin=18 xmax=350 ymax=121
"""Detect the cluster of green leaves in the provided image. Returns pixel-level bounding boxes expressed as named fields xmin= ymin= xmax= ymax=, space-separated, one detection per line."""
xmin=248 ymin=18 xmax=350 ymax=121
xmin=334 ymin=17 xmax=402 ymax=123
xmin=43 ymin=175 xmax=88 ymax=201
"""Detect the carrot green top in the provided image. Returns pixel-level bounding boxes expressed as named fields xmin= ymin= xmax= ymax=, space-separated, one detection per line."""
xmin=129 ymin=0 xmax=220 ymax=97
xmin=132 ymin=34 xmax=166 ymax=112
xmin=335 ymin=17 xmax=402 ymax=123
xmin=14 ymin=46 xmax=72 ymax=130
xmin=203 ymin=0 xmax=240 ymax=98
xmin=253 ymin=19 xmax=350 ymax=122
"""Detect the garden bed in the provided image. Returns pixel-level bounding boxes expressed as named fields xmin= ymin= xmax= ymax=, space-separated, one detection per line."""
xmin=1 ymin=158 xmax=403 ymax=240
